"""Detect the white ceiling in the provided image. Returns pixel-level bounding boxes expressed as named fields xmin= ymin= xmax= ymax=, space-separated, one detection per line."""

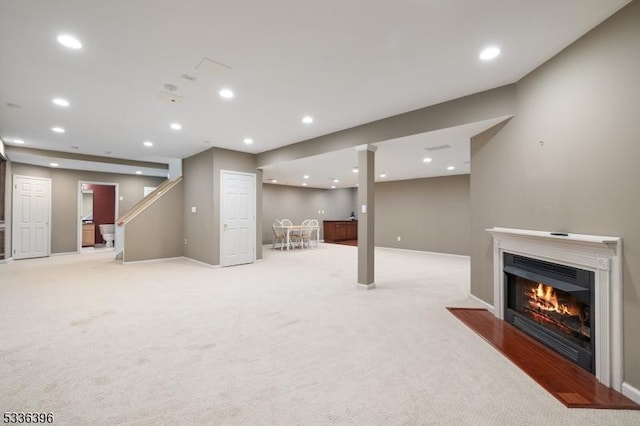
xmin=262 ymin=116 xmax=512 ymax=188
xmin=0 ymin=0 xmax=630 ymax=180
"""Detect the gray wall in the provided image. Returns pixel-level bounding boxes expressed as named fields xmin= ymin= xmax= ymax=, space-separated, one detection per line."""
xmin=183 ymin=147 xmax=262 ymax=266
xmin=9 ymin=163 xmax=165 ymax=254
xmin=470 ymin=1 xmax=640 ymax=389
xmin=263 ymin=176 xmax=470 ymax=256
xmin=376 ymin=175 xmax=470 ymax=256
xmin=262 ymin=184 xmax=357 ymax=244
xmin=125 ymin=181 xmax=184 ymax=262
xmin=183 ymin=149 xmax=215 ymax=264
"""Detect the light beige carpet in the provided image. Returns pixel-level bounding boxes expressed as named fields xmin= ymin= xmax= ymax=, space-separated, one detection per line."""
xmin=1 ymin=244 xmax=639 ymax=425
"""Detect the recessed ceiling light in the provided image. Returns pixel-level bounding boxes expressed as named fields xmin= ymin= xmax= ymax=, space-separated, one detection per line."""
xmin=352 ymin=167 xmax=359 ymax=173
xmin=49 ymin=162 xmax=59 ymax=167
xmin=331 ymin=185 xmax=336 ymax=189
xmin=379 ymin=173 xmax=387 ymax=178
xmin=423 ymin=157 xmax=432 ymax=163
xmin=333 ymin=179 xmax=339 ymax=183
xmin=243 ymin=138 xmax=253 ymax=145
xmin=303 ymin=175 xmax=309 ymax=179
xmin=135 ymin=171 xmax=142 ymax=175
xmin=479 ymin=46 xmax=501 ymax=61
xmin=51 ymin=127 xmax=65 ymax=133
xmin=57 ymin=34 xmax=82 ymax=49
xmin=70 ymin=145 xmax=79 ymax=150
xmin=6 ymin=102 xmax=22 ymax=109
xmin=219 ymin=88 xmax=234 ymax=99
xmin=271 ymin=179 xmax=278 ymax=183
xmin=52 ymin=98 xmax=70 ymax=107
xmin=13 ymin=139 xmax=25 ymax=144
xmin=302 ymin=116 xmax=314 ymax=124
xmin=302 ymin=183 xmax=307 ymax=186
xmin=143 ymin=141 xmax=153 ymax=147
xmin=170 ymin=123 xmax=182 ymax=130
xmin=447 ymin=166 xmax=455 ymax=171
xmin=104 ymin=150 xmax=112 ymax=155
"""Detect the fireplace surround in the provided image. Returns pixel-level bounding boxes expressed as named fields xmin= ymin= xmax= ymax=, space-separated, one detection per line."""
xmin=486 ymin=227 xmax=622 ymax=391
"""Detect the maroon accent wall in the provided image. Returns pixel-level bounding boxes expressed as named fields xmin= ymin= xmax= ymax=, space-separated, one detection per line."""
xmin=84 ymin=184 xmax=115 ymax=243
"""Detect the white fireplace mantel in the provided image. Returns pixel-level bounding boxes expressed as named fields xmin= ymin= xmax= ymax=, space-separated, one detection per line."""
xmin=486 ymin=227 xmax=623 ymax=391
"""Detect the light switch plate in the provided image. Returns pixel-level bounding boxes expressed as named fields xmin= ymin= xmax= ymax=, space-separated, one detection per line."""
xmin=191 ymin=206 xmax=197 ymax=213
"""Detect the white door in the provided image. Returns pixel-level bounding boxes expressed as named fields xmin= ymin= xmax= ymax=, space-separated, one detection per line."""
xmin=220 ymin=171 xmax=255 ymax=267
xmin=13 ymin=175 xmax=51 ymax=259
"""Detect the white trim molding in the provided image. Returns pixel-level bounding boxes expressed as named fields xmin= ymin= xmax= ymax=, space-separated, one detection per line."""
xmin=356 ymin=283 xmax=376 ymax=290
xmin=355 ymin=144 xmax=378 ymax=152
xmin=183 ymin=256 xmax=221 ymax=269
xmin=486 ymin=227 xmax=623 ymax=392
xmin=122 ymin=256 xmax=184 ymax=265
xmin=622 ymin=382 xmax=640 ymax=405
xmin=469 ymin=293 xmax=495 ymax=314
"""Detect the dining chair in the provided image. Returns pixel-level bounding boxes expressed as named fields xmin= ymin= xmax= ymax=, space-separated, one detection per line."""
xmin=300 ymin=222 xmax=315 ymax=249
xmin=272 ymin=219 xmax=287 ymax=250
xmin=279 ymin=219 xmax=299 ymax=248
xmin=309 ymin=219 xmax=320 ymax=247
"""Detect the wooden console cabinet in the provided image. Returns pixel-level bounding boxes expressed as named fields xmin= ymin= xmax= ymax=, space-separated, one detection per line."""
xmin=323 ymin=220 xmax=357 ymax=243
xmin=82 ymin=223 xmax=95 ymax=247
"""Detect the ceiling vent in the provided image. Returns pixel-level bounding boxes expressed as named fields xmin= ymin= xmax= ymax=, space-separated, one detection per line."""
xmin=181 ymin=74 xmax=196 ymax=82
xmin=424 ymin=144 xmax=452 ymax=151
xmin=196 ymin=57 xmax=232 ymax=76
xmin=157 ymin=92 xmax=185 ymax=104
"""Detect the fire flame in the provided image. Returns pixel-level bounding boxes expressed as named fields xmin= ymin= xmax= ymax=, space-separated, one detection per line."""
xmin=529 ymin=283 xmax=578 ymax=316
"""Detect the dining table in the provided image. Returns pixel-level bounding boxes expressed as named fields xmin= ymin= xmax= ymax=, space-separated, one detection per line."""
xmin=280 ymin=224 xmax=320 ymax=250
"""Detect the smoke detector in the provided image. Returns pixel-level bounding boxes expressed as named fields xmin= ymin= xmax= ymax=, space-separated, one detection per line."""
xmin=157 ymin=92 xmax=185 ymax=104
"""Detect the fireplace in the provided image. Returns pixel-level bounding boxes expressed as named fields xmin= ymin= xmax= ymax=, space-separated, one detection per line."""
xmin=486 ymin=227 xmax=623 ymax=391
xmin=503 ymin=253 xmax=595 ymax=373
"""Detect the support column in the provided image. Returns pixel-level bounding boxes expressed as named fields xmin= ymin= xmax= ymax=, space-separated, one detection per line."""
xmin=356 ymin=144 xmax=376 ymax=289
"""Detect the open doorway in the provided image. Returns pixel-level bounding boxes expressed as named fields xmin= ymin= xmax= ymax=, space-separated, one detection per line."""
xmin=77 ymin=181 xmax=119 ymax=253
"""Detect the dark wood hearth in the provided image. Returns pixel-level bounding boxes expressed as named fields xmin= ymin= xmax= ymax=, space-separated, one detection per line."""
xmin=447 ymin=307 xmax=639 ymax=410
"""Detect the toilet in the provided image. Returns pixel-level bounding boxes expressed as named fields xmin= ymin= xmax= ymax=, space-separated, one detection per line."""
xmin=98 ymin=224 xmax=115 ymax=248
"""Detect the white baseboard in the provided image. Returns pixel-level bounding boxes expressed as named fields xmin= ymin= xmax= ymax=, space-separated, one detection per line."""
xmin=469 ymin=293 xmax=495 ymax=314
xmin=182 ymin=256 xmax=220 ymax=268
xmin=51 ymin=251 xmax=78 ymax=256
xmin=622 ymin=382 xmax=640 ymax=404
xmin=0 ymin=257 xmax=14 ymax=264
xmin=377 ymin=245 xmax=470 ymax=260
xmin=356 ymin=283 xmax=376 ymax=290
xmin=123 ymin=256 xmax=185 ymax=265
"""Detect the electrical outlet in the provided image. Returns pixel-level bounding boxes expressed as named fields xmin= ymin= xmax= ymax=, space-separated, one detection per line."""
xmin=397 ymin=236 xmax=401 ymax=242
xmin=184 ymin=238 xmax=188 ymax=245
